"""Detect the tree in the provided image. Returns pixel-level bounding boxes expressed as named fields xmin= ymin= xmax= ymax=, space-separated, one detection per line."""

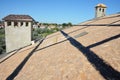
xmin=62 ymin=23 xmax=67 ymax=28
xmin=68 ymin=22 xmax=72 ymax=27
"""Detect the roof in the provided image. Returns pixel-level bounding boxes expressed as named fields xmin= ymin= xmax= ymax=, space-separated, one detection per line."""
xmin=2 ymin=14 xmax=34 ymax=21
xmin=95 ymin=3 xmax=107 ymax=8
xmin=0 ymin=13 xmax=120 ymax=80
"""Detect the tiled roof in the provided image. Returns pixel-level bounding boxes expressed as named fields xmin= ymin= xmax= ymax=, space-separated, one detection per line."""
xmin=96 ymin=3 xmax=107 ymax=8
xmin=0 ymin=13 xmax=120 ymax=80
xmin=2 ymin=14 xmax=34 ymax=21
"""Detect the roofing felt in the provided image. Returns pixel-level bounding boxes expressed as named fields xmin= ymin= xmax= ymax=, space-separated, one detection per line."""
xmin=0 ymin=13 xmax=120 ymax=80
xmin=2 ymin=14 xmax=34 ymax=21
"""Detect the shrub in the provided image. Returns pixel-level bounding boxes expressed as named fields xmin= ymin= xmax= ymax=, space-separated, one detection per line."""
xmin=0 ymin=28 xmax=5 ymax=54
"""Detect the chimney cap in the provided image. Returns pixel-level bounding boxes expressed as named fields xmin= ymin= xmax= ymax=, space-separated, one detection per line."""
xmin=95 ymin=3 xmax=107 ymax=8
xmin=2 ymin=14 xmax=35 ymax=21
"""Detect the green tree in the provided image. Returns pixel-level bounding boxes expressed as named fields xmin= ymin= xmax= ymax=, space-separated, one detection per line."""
xmin=68 ymin=22 xmax=72 ymax=27
xmin=0 ymin=28 xmax=5 ymax=54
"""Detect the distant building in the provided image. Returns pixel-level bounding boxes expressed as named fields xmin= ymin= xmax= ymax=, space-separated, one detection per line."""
xmin=0 ymin=24 xmax=4 ymax=28
xmin=0 ymin=21 xmax=4 ymax=28
xmin=2 ymin=14 xmax=34 ymax=53
xmin=33 ymin=24 xmax=38 ymax=29
xmin=95 ymin=3 xmax=107 ymax=18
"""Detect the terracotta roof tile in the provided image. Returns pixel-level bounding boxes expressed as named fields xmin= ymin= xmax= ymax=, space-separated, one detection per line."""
xmin=0 ymin=13 xmax=120 ymax=80
xmin=2 ymin=14 xmax=34 ymax=21
xmin=96 ymin=3 xmax=107 ymax=8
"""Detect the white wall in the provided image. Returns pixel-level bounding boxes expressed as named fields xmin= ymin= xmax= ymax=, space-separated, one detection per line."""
xmin=5 ymin=21 xmax=32 ymax=53
xmin=95 ymin=7 xmax=106 ymax=18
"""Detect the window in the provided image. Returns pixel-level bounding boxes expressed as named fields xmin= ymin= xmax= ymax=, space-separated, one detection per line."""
xmin=99 ymin=8 xmax=101 ymax=11
xmin=7 ymin=22 xmax=11 ymax=26
xmin=102 ymin=9 xmax=104 ymax=12
xmin=14 ymin=22 xmax=18 ymax=26
xmin=21 ymin=22 xmax=23 ymax=26
xmin=26 ymin=22 xmax=29 ymax=26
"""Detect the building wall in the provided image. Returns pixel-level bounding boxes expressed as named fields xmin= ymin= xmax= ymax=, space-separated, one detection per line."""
xmin=5 ymin=21 xmax=32 ymax=53
xmin=95 ymin=7 xmax=106 ymax=18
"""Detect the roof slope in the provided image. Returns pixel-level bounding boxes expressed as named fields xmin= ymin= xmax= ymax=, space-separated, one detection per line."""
xmin=2 ymin=14 xmax=34 ymax=21
xmin=80 ymin=13 xmax=120 ymax=25
xmin=0 ymin=13 xmax=120 ymax=80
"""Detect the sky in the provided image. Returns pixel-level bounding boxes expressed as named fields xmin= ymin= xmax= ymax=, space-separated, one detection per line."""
xmin=0 ymin=0 xmax=120 ymax=24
